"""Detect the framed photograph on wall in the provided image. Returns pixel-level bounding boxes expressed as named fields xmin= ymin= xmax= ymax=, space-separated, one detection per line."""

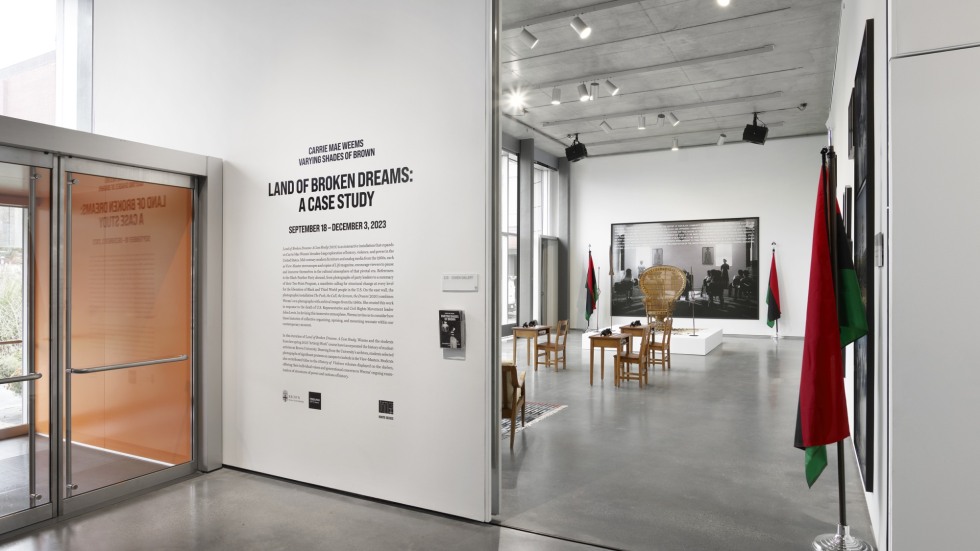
xmin=852 ymin=19 xmax=875 ymax=493
xmin=701 ymin=247 xmax=714 ymax=265
xmin=610 ymin=217 xmax=759 ymax=320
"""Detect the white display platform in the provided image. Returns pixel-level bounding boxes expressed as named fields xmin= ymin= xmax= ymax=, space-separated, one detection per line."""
xmin=670 ymin=328 xmax=723 ymax=356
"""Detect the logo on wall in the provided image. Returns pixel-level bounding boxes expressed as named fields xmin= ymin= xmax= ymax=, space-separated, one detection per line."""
xmin=281 ymin=390 xmax=302 ymax=404
xmin=309 ymin=392 xmax=322 ymax=410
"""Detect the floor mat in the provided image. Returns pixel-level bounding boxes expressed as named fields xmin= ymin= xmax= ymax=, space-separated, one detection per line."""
xmin=501 ymin=402 xmax=567 ymax=437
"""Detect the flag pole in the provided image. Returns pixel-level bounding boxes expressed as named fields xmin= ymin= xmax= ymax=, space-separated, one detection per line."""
xmin=596 ymin=264 xmax=601 ymax=332
xmin=772 ymin=242 xmax=780 ymax=340
xmin=689 ymin=266 xmax=698 ymax=336
xmin=811 ymin=146 xmax=873 ymax=551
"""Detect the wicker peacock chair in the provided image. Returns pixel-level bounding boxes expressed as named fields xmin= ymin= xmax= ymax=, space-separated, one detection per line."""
xmin=638 ymin=265 xmax=687 ymax=330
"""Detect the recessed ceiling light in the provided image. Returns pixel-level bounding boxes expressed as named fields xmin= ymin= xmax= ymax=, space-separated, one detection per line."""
xmin=570 ymin=16 xmax=592 ymax=39
xmin=578 ymin=83 xmax=590 ymax=102
xmin=519 ymin=28 xmax=539 ymax=49
xmin=551 ymin=87 xmax=561 ymax=105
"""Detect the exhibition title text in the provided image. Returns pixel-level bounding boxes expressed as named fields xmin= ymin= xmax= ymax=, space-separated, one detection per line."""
xmin=269 ymin=138 xmax=414 ymax=212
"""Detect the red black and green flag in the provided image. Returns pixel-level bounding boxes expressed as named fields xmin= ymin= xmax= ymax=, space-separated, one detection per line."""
xmin=766 ymin=253 xmax=781 ymax=328
xmin=835 ymin=204 xmax=868 ymax=347
xmin=585 ymin=251 xmax=598 ymax=322
xmin=794 ymin=156 xmax=868 ymax=487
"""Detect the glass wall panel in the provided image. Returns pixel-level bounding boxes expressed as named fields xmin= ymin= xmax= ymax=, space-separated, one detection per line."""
xmin=67 ymin=173 xmax=192 ymax=495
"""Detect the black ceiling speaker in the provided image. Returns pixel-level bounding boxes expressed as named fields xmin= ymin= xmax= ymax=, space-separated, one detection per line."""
xmin=565 ymin=134 xmax=588 ymax=162
xmin=742 ymin=112 xmax=768 ymax=145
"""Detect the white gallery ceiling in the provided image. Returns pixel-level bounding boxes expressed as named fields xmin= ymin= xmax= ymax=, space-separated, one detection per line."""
xmin=500 ymin=0 xmax=841 ymax=158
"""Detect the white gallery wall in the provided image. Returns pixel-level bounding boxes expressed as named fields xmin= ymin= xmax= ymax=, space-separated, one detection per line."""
xmin=569 ymin=135 xmax=825 ymax=337
xmin=888 ymin=1 xmax=980 ymax=549
xmin=91 ymin=0 xmax=493 ymax=521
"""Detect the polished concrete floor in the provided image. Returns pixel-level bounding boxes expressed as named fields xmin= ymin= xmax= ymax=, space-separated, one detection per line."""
xmin=498 ymin=333 xmax=874 ymax=550
xmin=0 ymin=334 xmax=874 ymax=550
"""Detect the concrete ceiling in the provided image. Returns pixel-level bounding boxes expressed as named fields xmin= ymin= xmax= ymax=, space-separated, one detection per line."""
xmin=500 ymin=0 xmax=841 ymax=158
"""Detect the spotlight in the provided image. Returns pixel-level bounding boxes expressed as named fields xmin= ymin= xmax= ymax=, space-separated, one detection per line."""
xmin=637 ymin=115 xmax=646 ymax=130
xmin=519 ymin=28 xmax=539 ymax=49
xmin=551 ymin=87 xmax=562 ymax=105
xmin=578 ymin=83 xmax=590 ymax=102
xmin=570 ymin=16 xmax=592 ymax=39
xmin=742 ymin=112 xmax=768 ymax=145
xmin=604 ymin=79 xmax=620 ymax=96
xmin=667 ymin=112 xmax=680 ymax=126
xmin=717 ymin=0 xmax=731 ymax=6
xmin=565 ymin=133 xmax=588 ymax=162
xmin=671 ymin=138 xmax=679 ymax=151
xmin=657 ymin=114 xmax=666 ymax=127
xmin=590 ymin=82 xmax=599 ymax=101
xmin=599 ymin=120 xmax=612 ymax=133
xmin=717 ymin=133 xmax=727 ymax=146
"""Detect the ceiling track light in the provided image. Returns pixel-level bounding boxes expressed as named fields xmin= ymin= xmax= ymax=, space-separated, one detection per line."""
xmin=671 ymin=138 xmax=679 ymax=151
xmin=570 ymin=16 xmax=592 ymax=39
xmin=717 ymin=133 xmax=727 ymax=146
xmin=667 ymin=112 xmax=680 ymax=126
xmin=599 ymin=120 xmax=613 ymax=133
xmin=519 ymin=28 xmax=539 ymax=49
xmin=638 ymin=115 xmax=646 ymax=130
xmin=551 ymin=87 xmax=562 ymax=105
xmin=717 ymin=0 xmax=731 ymax=7
xmin=578 ymin=83 xmax=590 ymax=102
xmin=604 ymin=79 xmax=620 ymax=96
xmin=590 ymin=82 xmax=599 ymax=101
xmin=657 ymin=114 xmax=666 ymax=127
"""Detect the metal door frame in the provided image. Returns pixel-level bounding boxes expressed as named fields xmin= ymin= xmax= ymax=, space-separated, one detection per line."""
xmin=0 ymin=145 xmax=56 ymax=534
xmin=60 ymin=156 xmax=197 ymax=514
xmin=0 ymin=115 xmax=222 ymax=530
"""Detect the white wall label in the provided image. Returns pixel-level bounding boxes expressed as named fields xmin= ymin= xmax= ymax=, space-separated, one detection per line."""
xmin=442 ymin=273 xmax=478 ymax=292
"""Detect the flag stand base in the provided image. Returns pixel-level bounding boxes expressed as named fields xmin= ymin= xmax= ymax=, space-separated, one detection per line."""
xmin=812 ymin=524 xmax=874 ymax=551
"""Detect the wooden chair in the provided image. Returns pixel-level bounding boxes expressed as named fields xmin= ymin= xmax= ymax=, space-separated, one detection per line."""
xmin=535 ymin=319 xmax=568 ymax=371
xmin=650 ymin=317 xmax=673 ymax=370
xmin=617 ymin=329 xmax=649 ymax=388
xmin=501 ymin=361 xmax=526 ymax=450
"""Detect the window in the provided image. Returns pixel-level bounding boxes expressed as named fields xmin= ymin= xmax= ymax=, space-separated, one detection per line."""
xmin=532 ymin=163 xmax=556 ymax=320
xmin=500 ymin=151 xmax=519 ymax=328
xmin=0 ymin=0 xmax=90 ymax=129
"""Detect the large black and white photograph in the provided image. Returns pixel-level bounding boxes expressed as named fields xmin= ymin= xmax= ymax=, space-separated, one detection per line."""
xmin=611 ymin=218 xmax=760 ymax=320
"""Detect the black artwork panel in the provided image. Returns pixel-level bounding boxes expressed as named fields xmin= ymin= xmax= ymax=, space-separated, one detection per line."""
xmin=852 ymin=20 xmax=875 ymax=493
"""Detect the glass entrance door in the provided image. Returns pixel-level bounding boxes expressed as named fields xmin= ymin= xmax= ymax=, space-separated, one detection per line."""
xmin=62 ymin=161 xmax=194 ymax=506
xmin=0 ymin=153 xmax=53 ymax=532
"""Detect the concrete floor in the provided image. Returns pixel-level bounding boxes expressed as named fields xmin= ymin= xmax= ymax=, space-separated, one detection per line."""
xmin=498 ymin=333 xmax=874 ymax=550
xmin=0 ymin=334 xmax=874 ymax=550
